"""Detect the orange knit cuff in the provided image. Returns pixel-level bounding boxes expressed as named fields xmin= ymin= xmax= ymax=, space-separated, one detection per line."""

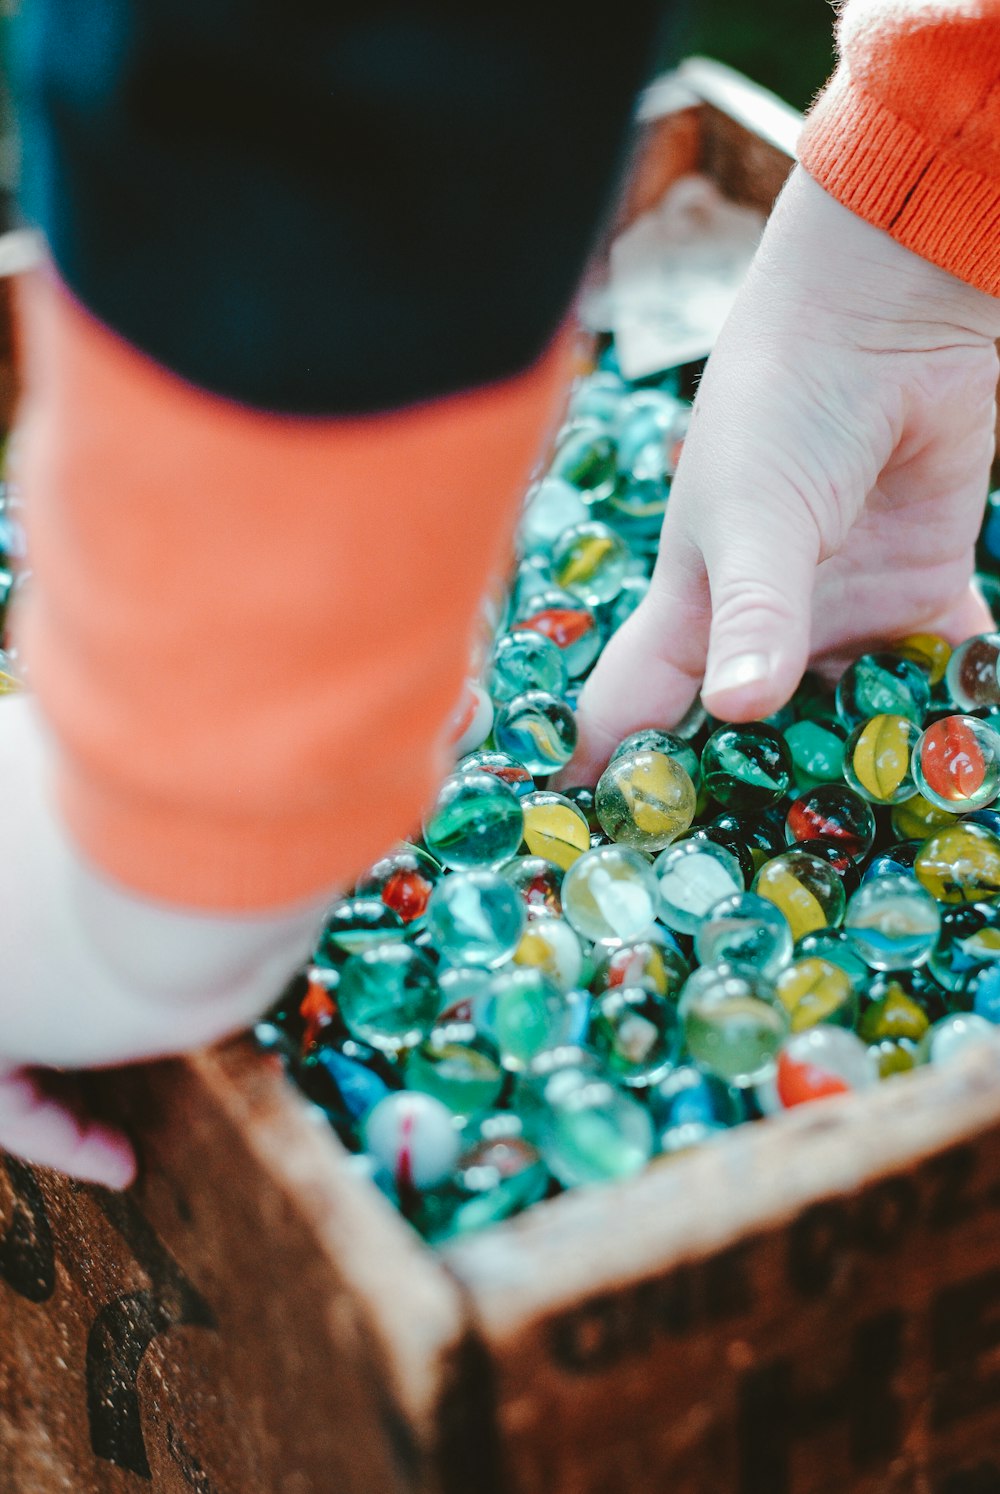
xmin=800 ymin=67 xmax=1000 ymax=298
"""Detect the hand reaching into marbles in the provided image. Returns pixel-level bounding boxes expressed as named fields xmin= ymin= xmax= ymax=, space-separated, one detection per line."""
xmin=0 ymin=693 xmax=326 ymax=1188
xmin=570 ymin=168 xmax=1000 ymax=781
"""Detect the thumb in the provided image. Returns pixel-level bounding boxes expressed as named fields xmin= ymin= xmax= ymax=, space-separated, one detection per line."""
xmin=699 ymin=513 xmax=818 ymax=721
xmin=565 ymin=529 xmax=709 ymax=783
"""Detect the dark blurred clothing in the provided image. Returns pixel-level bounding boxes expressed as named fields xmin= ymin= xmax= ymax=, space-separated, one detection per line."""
xmin=13 ymin=2 xmax=668 ymax=412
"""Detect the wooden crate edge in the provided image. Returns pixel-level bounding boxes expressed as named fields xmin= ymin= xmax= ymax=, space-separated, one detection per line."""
xmin=445 ymin=1043 xmax=1000 ymax=1336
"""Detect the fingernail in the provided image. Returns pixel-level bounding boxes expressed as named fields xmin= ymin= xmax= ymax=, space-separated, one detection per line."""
xmin=704 ymin=652 xmax=772 ymax=696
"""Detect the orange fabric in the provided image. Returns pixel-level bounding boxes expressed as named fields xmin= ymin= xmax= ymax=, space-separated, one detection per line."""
xmin=800 ymin=0 xmax=1000 ymax=296
xmin=15 ymin=270 xmax=573 ymax=911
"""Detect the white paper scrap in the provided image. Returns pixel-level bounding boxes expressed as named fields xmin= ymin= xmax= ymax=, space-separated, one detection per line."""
xmin=582 ymin=175 xmax=765 ymax=380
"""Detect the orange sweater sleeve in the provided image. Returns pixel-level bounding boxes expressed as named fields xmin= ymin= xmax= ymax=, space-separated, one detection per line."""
xmin=799 ymin=0 xmax=1000 ymax=296
xmin=14 ymin=271 xmax=573 ymax=912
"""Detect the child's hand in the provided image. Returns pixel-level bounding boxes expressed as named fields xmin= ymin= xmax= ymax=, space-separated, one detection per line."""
xmin=0 ymin=693 xmax=325 ymax=1187
xmin=571 ymin=168 xmax=1000 ymax=781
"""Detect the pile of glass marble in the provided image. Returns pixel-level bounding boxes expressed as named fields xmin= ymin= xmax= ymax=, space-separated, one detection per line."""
xmin=0 ymin=478 xmax=24 ymax=692
xmin=248 ymin=351 xmax=996 ymax=1243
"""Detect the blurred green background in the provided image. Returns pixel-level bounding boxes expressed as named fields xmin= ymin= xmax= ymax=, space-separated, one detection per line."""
xmin=683 ymin=0 xmax=836 ymax=110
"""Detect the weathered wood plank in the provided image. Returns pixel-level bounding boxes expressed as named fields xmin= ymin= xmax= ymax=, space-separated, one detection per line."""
xmin=0 ymin=1041 xmax=474 ymax=1493
xmin=446 ymin=1047 xmax=1000 ymax=1494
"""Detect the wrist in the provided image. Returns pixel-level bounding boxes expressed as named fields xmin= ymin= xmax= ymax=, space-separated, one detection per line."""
xmin=759 ymin=168 xmax=1000 ymax=345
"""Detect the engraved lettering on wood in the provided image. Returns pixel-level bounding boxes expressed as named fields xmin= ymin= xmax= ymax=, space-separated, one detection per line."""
xmin=936 ymin=1464 xmax=1000 ymax=1494
xmin=517 ymin=1135 xmax=1000 ymax=1493
xmin=737 ymin=1312 xmax=905 ymax=1493
xmin=85 ymin=1188 xmax=217 ymax=1479
xmin=0 ymin=1156 xmax=56 ymax=1304
xmin=0 ymin=1159 xmax=219 ymax=1484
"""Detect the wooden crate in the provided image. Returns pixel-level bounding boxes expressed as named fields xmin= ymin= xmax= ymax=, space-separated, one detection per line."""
xmin=4 ymin=60 xmax=1000 ymax=1494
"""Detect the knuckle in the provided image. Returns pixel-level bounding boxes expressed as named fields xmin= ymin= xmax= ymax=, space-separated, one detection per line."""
xmin=709 ymin=576 xmax=803 ymax=633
